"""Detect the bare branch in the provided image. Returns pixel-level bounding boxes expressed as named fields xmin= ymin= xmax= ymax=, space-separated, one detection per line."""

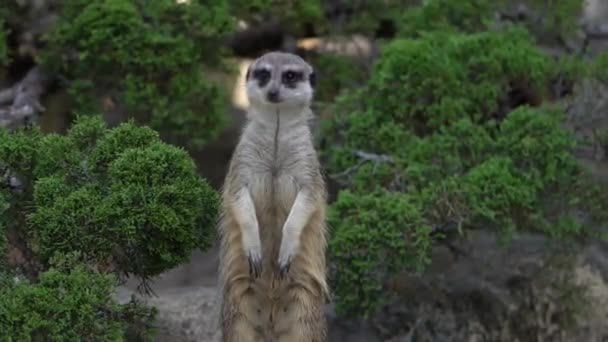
xmin=0 ymin=87 xmax=15 ymax=104
xmin=0 ymin=66 xmax=53 ymax=129
xmin=330 ymin=149 xmax=396 ymax=182
xmin=353 ymin=150 xmax=394 ymax=164
xmin=584 ymin=24 xmax=608 ymax=40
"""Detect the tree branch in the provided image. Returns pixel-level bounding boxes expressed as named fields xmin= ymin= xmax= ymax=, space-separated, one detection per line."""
xmin=330 ymin=150 xmax=394 ymax=178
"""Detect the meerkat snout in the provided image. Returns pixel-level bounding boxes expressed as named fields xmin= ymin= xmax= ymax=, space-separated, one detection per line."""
xmin=267 ymin=88 xmax=280 ymax=103
xmin=245 ymin=51 xmax=316 ymax=110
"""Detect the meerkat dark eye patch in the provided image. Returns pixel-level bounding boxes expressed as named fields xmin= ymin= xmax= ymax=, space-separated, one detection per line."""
xmin=309 ymin=71 xmax=316 ymax=88
xmin=252 ymin=68 xmax=271 ymax=87
xmin=281 ymin=70 xmax=303 ymax=88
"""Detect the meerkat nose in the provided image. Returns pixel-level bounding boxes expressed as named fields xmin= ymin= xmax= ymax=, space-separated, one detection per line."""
xmin=267 ymin=89 xmax=280 ymax=103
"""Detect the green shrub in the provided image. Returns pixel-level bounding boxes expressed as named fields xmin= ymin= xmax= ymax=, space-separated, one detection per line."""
xmin=0 ymin=191 xmax=7 ymax=269
xmin=496 ymin=106 xmax=578 ymax=187
xmin=328 ymin=189 xmax=433 ymax=317
xmin=41 ymin=0 xmax=234 ymax=148
xmin=230 ymin=0 xmax=420 ymax=36
xmin=307 ymin=53 xmax=369 ymax=104
xmin=0 ymin=253 xmax=156 ymax=341
xmin=592 ymin=51 xmax=608 ymax=84
xmin=397 ymin=0 xmax=584 ymax=42
xmin=328 ymin=0 xmax=421 ymax=36
xmin=0 ymin=115 xmax=219 ymax=282
xmin=463 ymin=156 xmax=537 ymax=234
xmin=361 ymin=28 xmax=552 ymax=134
xmin=522 ymin=0 xmax=584 ymax=40
xmin=321 ymin=28 xmax=606 ymax=317
xmin=229 ymin=0 xmax=326 ymax=35
xmin=399 ymin=0 xmax=496 ymax=37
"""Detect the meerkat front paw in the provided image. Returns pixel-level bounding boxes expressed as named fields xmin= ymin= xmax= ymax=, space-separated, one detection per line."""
xmin=243 ymin=229 xmax=263 ymax=279
xmin=278 ymin=255 xmax=292 ymax=279
xmin=277 ymin=236 xmax=297 ymax=279
xmin=247 ymin=247 xmax=263 ymax=279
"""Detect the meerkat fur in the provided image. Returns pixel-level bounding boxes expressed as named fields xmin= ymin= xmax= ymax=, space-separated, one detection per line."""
xmin=217 ymin=51 xmax=329 ymax=341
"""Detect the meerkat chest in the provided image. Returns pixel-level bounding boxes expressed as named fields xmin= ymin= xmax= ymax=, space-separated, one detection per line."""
xmin=245 ymin=127 xmax=312 ymax=212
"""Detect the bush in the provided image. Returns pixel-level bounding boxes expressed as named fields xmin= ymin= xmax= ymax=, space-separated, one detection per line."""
xmin=362 ymin=28 xmax=553 ymax=134
xmin=321 ymin=28 xmax=606 ymax=317
xmin=0 ymin=115 xmax=219 ymax=282
xmin=520 ymin=0 xmax=584 ymax=41
xmin=328 ymin=189 xmax=432 ymax=317
xmin=397 ymin=0 xmax=584 ymax=42
xmin=0 ymin=253 xmax=156 ymax=341
xmin=0 ymin=191 xmax=7 ymax=269
xmin=229 ymin=0 xmax=326 ymax=35
xmin=230 ymin=0 xmax=421 ymax=37
xmin=41 ymin=0 xmax=235 ymax=148
xmin=307 ymin=53 xmax=370 ymax=104
xmin=592 ymin=51 xmax=608 ymax=84
xmin=398 ymin=0 xmax=496 ymax=36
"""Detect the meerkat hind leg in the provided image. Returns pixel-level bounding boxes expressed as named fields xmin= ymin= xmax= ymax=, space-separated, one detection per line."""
xmin=278 ymin=188 xmax=315 ymax=276
xmin=272 ymin=286 xmax=327 ymax=342
xmin=231 ymin=187 xmax=263 ymax=278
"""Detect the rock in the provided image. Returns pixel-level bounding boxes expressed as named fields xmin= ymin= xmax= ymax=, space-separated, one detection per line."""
xmin=366 ymin=231 xmax=608 ymax=342
xmin=115 ymin=285 xmax=222 ymax=342
xmin=144 ymin=286 xmax=222 ymax=342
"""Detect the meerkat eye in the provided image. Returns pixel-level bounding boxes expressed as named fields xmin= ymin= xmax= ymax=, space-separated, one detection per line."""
xmin=282 ymin=70 xmax=303 ymax=87
xmin=252 ymin=69 xmax=271 ymax=86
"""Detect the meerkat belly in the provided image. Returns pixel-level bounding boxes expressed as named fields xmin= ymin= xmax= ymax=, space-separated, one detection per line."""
xmin=247 ymin=165 xmax=299 ymax=269
xmin=249 ymin=173 xmax=298 ymax=223
xmin=274 ymin=174 xmax=298 ymax=213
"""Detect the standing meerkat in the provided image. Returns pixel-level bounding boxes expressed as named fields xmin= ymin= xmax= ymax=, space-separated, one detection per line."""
xmin=217 ymin=51 xmax=329 ymax=341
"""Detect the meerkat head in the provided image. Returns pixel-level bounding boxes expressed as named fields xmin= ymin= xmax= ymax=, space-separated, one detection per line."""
xmin=245 ymin=51 xmax=316 ymax=113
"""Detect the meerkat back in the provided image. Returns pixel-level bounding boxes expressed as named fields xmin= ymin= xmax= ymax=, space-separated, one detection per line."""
xmin=217 ymin=51 xmax=329 ymax=342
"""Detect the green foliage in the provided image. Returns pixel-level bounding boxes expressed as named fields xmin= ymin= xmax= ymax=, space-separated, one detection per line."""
xmin=231 ymin=0 xmax=421 ymax=36
xmin=592 ymin=51 xmax=608 ymax=84
xmin=328 ymin=189 xmax=432 ymax=317
xmin=0 ymin=266 xmax=123 ymax=341
xmin=41 ymin=0 xmax=235 ymax=148
xmin=0 ymin=253 xmax=156 ymax=341
xmin=321 ymin=28 xmax=603 ymax=317
xmin=329 ymin=0 xmax=421 ymax=36
xmin=397 ymin=0 xmax=584 ymax=42
xmin=496 ymin=106 xmax=578 ymax=186
xmin=463 ymin=156 xmax=536 ymax=234
xmin=229 ymin=0 xmax=325 ymax=34
xmin=522 ymin=0 xmax=584 ymax=40
xmin=399 ymin=0 xmax=496 ymax=36
xmin=0 ymin=115 xmax=219 ymax=281
xmin=362 ymin=28 xmax=552 ymax=134
xmin=308 ymin=53 xmax=369 ymax=103
xmin=0 ymin=190 xmax=7 ymax=269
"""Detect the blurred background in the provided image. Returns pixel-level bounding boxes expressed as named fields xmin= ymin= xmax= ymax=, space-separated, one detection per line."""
xmin=1 ymin=0 xmax=608 ymax=341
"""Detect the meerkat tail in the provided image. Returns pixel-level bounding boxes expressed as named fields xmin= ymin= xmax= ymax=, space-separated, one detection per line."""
xmin=230 ymin=187 xmax=263 ymax=276
xmin=278 ymin=188 xmax=316 ymax=274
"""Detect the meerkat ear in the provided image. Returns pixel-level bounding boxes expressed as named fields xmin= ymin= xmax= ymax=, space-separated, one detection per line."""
xmin=309 ymin=70 xmax=316 ymax=88
xmin=245 ymin=64 xmax=252 ymax=81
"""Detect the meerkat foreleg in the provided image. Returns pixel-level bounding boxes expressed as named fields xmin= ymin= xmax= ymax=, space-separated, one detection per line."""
xmin=231 ymin=187 xmax=263 ymax=278
xmin=278 ymin=188 xmax=316 ymax=277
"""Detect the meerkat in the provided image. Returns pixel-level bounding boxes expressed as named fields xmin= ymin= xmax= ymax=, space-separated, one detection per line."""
xmin=217 ymin=51 xmax=329 ymax=342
